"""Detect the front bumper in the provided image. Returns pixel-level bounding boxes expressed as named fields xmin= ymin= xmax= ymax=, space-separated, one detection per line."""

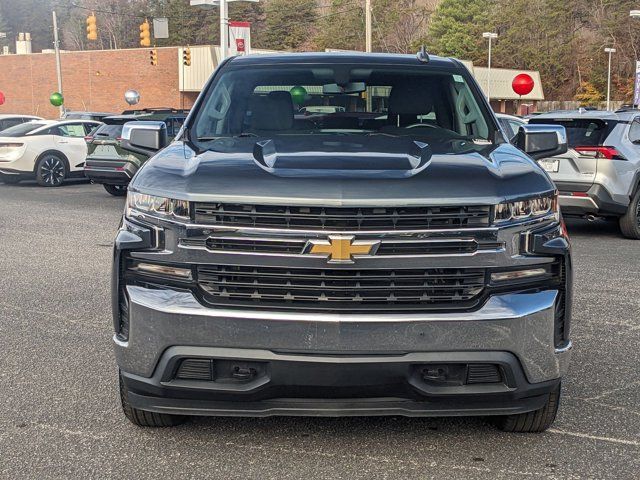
xmin=116 ymin=285 xmax=570 ymax=417
xmin=121 ymin=347 xmax=561 ymax=418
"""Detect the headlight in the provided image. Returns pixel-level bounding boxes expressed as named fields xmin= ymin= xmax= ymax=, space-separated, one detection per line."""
xmin=494 ymin=194 xmax=557 ymax=224
xmin=126 ymin=191 xmax=190 ymax=221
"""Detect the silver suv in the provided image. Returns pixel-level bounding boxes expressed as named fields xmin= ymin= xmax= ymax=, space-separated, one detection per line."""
xmin=531 ymin=110 xmax=640 ymax=238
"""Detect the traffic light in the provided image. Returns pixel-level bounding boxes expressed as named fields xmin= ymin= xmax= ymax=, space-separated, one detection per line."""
xmin=86 ymin=13 xmax=97 ymax=41
xmin=183 ymin=47 xmax=191 ymax=66
xmin=149 ymin=48 xmax=158 ymax=66
xmin=139 ymin=19 xmax=151 ymax=47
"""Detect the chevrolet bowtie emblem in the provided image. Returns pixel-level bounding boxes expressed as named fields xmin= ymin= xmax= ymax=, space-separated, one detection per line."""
xmin=306 ymin=235 xmax=380 ymax=263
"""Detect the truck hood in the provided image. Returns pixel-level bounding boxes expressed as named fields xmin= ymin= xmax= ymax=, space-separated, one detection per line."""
xmin=131 ymin=137 xmax=555 ymax=206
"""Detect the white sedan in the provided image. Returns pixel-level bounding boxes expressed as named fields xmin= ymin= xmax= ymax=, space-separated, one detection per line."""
xmin=0 ymin=119 xmax=101 ymax=186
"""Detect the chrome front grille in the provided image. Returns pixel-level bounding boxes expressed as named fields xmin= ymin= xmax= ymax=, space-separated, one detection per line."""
xmin=193 ymin=203 xmax=492 ymax=230
xmin=197 ymin=265 xmax=487 ymax=312
xmin=180 ymin=236 xmax=504 ymax=256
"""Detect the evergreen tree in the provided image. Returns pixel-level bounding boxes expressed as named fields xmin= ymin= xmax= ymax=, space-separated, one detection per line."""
xmin=426 ymin=0 xmax=493 ymax=63
xmin=262 ymin=0 xmax=317 ymax=51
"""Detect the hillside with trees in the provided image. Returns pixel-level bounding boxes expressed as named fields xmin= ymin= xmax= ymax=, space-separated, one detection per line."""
xmin=1 ymin=0 xmax=639 ymax=102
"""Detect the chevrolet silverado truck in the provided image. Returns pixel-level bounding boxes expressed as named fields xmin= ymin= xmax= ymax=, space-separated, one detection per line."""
xmin=113 ymin=52 xmax=572 ymax=432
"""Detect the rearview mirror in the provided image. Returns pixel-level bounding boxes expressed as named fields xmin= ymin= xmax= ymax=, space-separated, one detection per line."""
xmin=121 ymin=121 xmax=168 ymax=154
xmin=322 ymin=82 xmax=366 ymax=94
xmin=515 ymin=124 xmax=567 ymax=161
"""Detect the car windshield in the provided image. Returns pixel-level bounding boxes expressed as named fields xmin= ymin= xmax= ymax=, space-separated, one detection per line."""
xmin=192 ymin=63 xmax=494 ymax=153
xmin=1 ymin=122 xmax=47 ymax=137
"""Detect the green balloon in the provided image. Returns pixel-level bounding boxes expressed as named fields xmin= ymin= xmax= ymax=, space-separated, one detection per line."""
xmin=50 ymin=92 xmax=64 ymax=107
xmin=290 ymin=86 xmax=307 ymax=105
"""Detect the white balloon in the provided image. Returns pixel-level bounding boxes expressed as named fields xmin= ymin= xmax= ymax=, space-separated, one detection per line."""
xmin=124 ymin=89 xmax=141 ymax=106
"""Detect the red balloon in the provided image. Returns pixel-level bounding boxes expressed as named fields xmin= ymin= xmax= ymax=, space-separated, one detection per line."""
xmin=0 ymin=91 xmax=5 ymax=105
xmin=512 ymin=73 xmax=535 ymax=96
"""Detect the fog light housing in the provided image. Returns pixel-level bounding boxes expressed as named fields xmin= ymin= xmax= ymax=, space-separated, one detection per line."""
xmin=130 ymin=262 xmax=193 ymax=280
xmin=490 ymin=267 xmax=548 ymax=283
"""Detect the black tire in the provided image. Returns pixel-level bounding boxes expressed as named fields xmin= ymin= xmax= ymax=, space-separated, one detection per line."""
xmin=493 ymin=383 xmax=561 ymax=433
xmin=103 ymin=184 xmax=128 ymax=196
xmin=619 ymin=189 xmax=640 ymax=239
xmin=35 ymin=153 xmax=67 ymax=187
xmin=119 ymin=371 xmax=186 ymax=427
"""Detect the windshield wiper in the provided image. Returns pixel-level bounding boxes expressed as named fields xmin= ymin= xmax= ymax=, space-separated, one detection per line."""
xmin=196 ymin=132 xmax=258 ymax=141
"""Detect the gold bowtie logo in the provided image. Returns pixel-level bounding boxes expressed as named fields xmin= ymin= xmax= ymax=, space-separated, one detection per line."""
xmin=307 ymin=235 xmax=380 ymax=263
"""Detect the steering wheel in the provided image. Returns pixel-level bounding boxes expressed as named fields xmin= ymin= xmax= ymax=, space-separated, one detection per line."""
xmin=405 ymin=123 xmax=438 ymax=129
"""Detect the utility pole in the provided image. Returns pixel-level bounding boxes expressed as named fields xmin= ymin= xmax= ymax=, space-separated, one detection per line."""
xmin=220 ymin=0 xmax=228 ymax=60
xmin=605 ymin=47 xmax=616 ymax=111
xmin=482 ymin=32 xmax=498 ymax=104
xmin=365 ymin=0 xmax=372 ymax=53
xmin=52 ymin=11 xmax=64 ymax=117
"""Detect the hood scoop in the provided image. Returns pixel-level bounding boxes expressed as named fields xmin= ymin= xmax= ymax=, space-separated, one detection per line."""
xmin=252 ymin=135 xmax=432 ymax=178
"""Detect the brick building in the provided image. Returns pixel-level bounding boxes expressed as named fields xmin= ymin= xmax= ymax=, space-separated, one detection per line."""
xmin=0 ymin=46 xmax=544 ymax=119
xmin=0 ymin=46 xmax=199 ymax=119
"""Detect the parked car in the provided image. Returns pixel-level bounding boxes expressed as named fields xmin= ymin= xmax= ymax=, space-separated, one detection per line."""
xmin=495 ymin=113 xmax=526 ymax=142
xmin=114 ymin=52 xmax=572 ymax=432
xmin=62 ymin=111 xmax=114 ymax=122
xmin=0 ymin=114 xmax=43 ymax=132
xmin=0 ymin=119 xmax=101 ymax=186
xmin=530 ymin=110 xmax=640 ymax=238
xmin=84 ymin=111 xmax=187 ymax=196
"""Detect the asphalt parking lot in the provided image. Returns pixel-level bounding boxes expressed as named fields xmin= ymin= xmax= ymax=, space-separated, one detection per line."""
xmin=0 ymin=181 xmax=638 ymax=480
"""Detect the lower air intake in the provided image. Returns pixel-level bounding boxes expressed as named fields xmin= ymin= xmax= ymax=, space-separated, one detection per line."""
xmin=466 ymin=364 xmax=502 ymax=384
xmin=175 ymin=358 xmax=214 ymax=381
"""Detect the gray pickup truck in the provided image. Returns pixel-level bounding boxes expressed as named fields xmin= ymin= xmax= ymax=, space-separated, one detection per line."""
xmin=113 ymin=52 xmax=572 ymax=432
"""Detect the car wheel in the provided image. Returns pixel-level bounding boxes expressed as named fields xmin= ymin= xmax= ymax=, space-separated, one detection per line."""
xmin=119 ymin=371 xmax=186 ymax=427
xmin=492 ymin=383 xmax=560 ymax=433
xmin=36 ymin=153 xmax=67 ymax=187
xmin=619 ymin=189 xmax=640 ymax=239
xmin=103 ymin=184 xmax=128 ymax=196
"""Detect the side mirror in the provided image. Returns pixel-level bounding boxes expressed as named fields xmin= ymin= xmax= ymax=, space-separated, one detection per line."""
xmin=121 ymin=121 xmax=168 ymax=154
xmin=515 ymin=124 xmax=567 ymax=160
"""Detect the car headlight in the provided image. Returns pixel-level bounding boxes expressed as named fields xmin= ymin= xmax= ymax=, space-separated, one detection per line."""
xmin=125 ymin=191 xmax=190 ymax=221
xmin=494 ymin=194 xmax=557 ymax=224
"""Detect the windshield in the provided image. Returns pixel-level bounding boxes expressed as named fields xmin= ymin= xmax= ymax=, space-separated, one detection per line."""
xmin=1 ymin=122 xmax=47 ymax=137
xmin=192 ymin=63 xmax=493 ymax=153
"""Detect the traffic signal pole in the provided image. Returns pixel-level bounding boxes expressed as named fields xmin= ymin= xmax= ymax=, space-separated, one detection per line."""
xmin=52 ymin=10 xmax=64 ymax=117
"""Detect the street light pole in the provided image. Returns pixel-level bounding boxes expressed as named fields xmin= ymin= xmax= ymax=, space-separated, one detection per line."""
xmin=52 ymin=10 xmax=64 ymax=117
xmin=220 ymin=0 xmax=228 ymax=60
xmin=365 ymin=0 xmax=372 ymax=53
xmin=630 ymin=11 xmax=640 ymax=108
xmin=605 ymin=47 xmax=616 ymax=111
xmin=482 ymin=32 xmax=498 ymax=105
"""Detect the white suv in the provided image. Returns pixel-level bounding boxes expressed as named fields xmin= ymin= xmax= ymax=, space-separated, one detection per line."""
xmin=0 ymin=119 xmax=101 ymax=186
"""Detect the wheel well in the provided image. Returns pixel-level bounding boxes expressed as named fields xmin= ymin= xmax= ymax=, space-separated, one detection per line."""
xmin=34 ymin=150 xmax=70 ymax=175
xmin=632 ymin=171 xmax=640 ymax=200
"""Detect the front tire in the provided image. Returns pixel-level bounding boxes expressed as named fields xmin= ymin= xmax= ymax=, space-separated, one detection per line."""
xmin=619 ymin=189 xmax=640 ymax=239
xmin=492 ymin=383 xmax=560 ymax=433
xmin=103 ymin=184 xmax=128 ymax=196
xmin=119 ymin=371 xmax=186 ymax=427
xmin=35 ymin=153 xmax=67 ymax=187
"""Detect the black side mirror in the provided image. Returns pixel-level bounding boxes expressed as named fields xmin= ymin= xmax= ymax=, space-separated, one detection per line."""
xmin=121 ymin=121 xmax=168 ymax=154
xmin=515 ymin=124 xmax=567 ymax=160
